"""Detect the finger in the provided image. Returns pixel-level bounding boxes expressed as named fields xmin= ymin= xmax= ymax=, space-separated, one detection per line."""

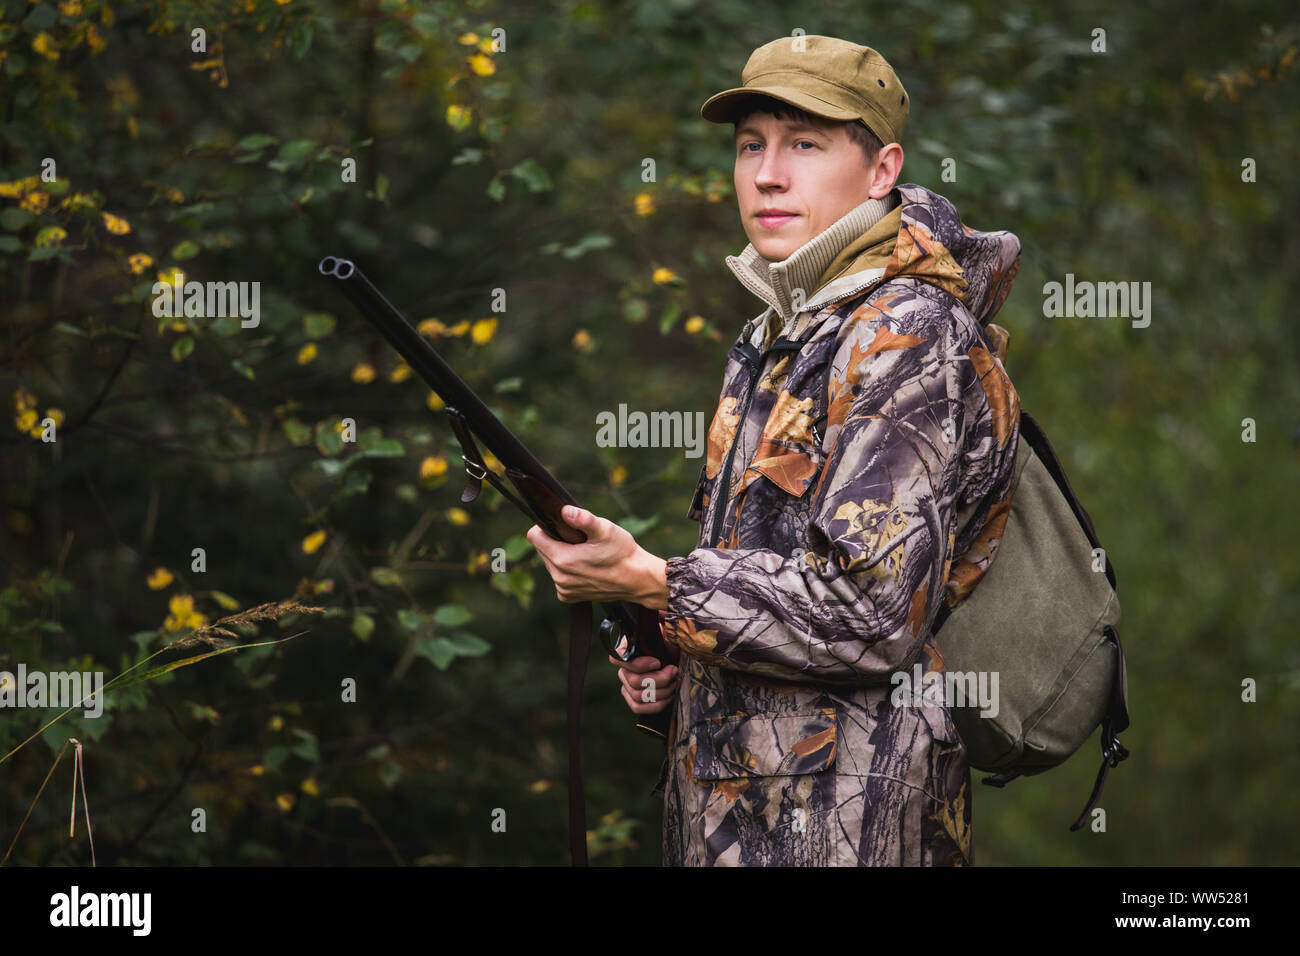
xmin=608 ymin=654 xmax=665 ymax=674
xmin=620 ymin=681 xmax=673 ymax=715
xmin=618 ymin=666 xmax=680 ymax=698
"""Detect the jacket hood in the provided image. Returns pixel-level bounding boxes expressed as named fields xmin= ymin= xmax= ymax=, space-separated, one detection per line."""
xmin=879 ymin=183 xmax=1021 ymax=328
xmin=728 ymin=183 xmax=1021 ymax=355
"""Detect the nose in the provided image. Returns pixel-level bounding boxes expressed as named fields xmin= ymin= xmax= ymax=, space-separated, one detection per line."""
xmin=752 ymin=148 xmax=789 ymax=191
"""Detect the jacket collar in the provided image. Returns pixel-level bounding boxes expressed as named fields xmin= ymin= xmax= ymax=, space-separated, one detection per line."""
xmin=726 ymin=191 xmax=900 ymax=346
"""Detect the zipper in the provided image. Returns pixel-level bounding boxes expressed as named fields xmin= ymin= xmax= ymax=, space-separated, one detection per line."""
xmin=708 ymin=337 xmax=802 ymax=548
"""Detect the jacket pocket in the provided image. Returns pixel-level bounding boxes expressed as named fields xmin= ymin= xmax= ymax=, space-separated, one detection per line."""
xmin=742 ymin=390 xmax=827 ymax=499
xmin=686 ymin=708 xmax=838 ymax=865
xmin=690 ymin=708 xmax=837 ymax=780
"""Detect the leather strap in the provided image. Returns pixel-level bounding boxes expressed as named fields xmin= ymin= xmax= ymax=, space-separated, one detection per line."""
xmin=568 ymin=601 xmax=591 ymax=865
xmin=446 ymin=406 xmax=536 ymax=521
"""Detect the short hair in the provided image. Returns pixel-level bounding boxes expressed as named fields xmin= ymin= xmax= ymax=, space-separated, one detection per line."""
xmin=728 ymin=93 xmax=884 ymax=167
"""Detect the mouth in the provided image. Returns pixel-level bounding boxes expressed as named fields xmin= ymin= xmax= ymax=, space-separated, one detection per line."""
xmin=756 ymin=213 xmax=798 ymax=228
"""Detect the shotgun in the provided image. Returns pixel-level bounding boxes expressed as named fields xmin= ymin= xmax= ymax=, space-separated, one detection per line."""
xmin=318 ymin=255 xmax=672 ymax=864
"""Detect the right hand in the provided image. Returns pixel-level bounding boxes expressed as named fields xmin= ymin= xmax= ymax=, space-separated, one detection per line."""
xmin=609 ymin=654 xmax=680 ymax=715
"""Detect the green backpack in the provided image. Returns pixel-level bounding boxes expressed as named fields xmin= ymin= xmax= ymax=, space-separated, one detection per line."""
xmin=932 ymin=409 xmax=1130 ymax=831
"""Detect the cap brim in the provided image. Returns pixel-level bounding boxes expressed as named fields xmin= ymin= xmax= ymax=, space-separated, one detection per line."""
xmin=700 ymin=85 xmax=862 ymax=124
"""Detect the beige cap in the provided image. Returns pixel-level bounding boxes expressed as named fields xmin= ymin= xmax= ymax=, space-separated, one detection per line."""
xmin=700 ymin=34 xmax=909 ymax=146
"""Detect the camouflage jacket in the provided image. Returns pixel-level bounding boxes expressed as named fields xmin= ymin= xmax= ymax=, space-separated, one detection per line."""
xmin=656 ymin=183 xmax=1022 ymax=866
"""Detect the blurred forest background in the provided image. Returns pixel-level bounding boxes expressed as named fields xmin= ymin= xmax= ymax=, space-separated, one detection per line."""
xmin=2 ymin=0 xmax=1298 ymax=866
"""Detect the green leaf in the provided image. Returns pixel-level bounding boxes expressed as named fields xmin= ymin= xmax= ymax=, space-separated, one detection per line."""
xmin=375 ymin=172 xmax=389 ymax=202
xmin=23 ymin=4 xmax=57 ymax=31
xmin=26 ymin=245 xmax=65 ymax=262
xmin=490 ymin=565 xmax=535 ymax=608
xmin=396 ymin=608 xmax=424 ymax=631
xmin=290 ymin=21 xmax=313 ymax=58
xmin=303 ymin=312 xmax=336 ymax=338
xmin=432 ymin=604 xmax=472 ymax=628
xmin=290 ymin=728 xmax=319 ymax=762
xmin=170 ymin=239 xmax=200 ymax=260
xmin=54 ymin=321 xmax=86 ymax=336
xmin=332 ymin=469 xmax=372 ymax=501
xmin=230 ymin=358 xmax=255 ymax=380
xmin=451 ymin=147 xmax=482 ymax=166
xmin=485 ymin=176 xmax=506 ymax=201
xmin=312 ymin=453 xmax=361 ymax=478
xmin=658 ymin=303 xmax=682 ymax=335
xmin=622 ymin=298 xmax=648 ymax=323
xmin=494 ymin=376 xmax=522 ymax=393
xmin=282 ymin=418 xmax=312 ymax=446
xmin=415 ymin=637 xmax=457 ymax=670
xmin=360 ymin=437 xmax=405 ymax=458
xmin=2 ymin=208 xmax=32 ymax=231
xmin=379 ymin=762 xmax=403 ymax=788
xmin=443 ymin=631 xmax=491 ymax=656
xmin=0 ymin=235 xmax=21 ymax=253
xmin=511 ymin=158 xmax=552 ymax=192
xmin=268 ymin=139 xmax=316 ymax=172
xmin=315 ymin=421 xmax=344 ymax=457
xmin=171 ymin=335 xmax=195 ymax=361
xmin=502 ymin=535 xmax=533 ymax=562
xmin=410 ymin=12 xmax=439 ymax=36
xmin=263 ymin=745 xmax=290 ymax=771
xmin=236 ymin=133 xmax=278 ymax=152
xmin=351 ymin=613 xmax=374 ymax=642
xmin=370 ymin=566 xmax=403 ymax=589
xmin=617 ymin=514 xmax=660 ymax=537
xmin=561 ymin=233 xmax=613 ymax=260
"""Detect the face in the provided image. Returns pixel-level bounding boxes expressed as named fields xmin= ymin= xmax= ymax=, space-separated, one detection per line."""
xmin=733 ymin=112 xmax=889 ymax=262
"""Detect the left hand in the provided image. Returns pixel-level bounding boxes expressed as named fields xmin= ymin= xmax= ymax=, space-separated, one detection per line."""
xmin=526 ymin=505 xmax=668 ymax=609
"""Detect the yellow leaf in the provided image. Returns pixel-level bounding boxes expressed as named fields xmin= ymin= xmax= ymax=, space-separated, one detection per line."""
xmin=267 ymin=715 xmax=284 ymax=732
xmin=468 ymin=53 xmax=496 ymax=76
xmin=446 ymin=507 xmax=471 ymax=526
xmin=301 ymin=777 xmax=320 ymax=796
xmin=684 ymin=315 xmax=705 ymax=334
xmin=146 ymin=567 xmax=174 ymax=590
xmin=610 ymin=464 xmax=627 ymax=487
xmin=276 ymin=792 xmax=295 ymax=812
xmin=652 ymin=266 xmax=678 ymax=284
xmin=128 ymin=253 xmax=154 ymax=275
xmin=457 ymin=32 xmax=479 ymax=45
xmin=388 ymin=363 xmax=412 ymax=383
xmin=426 ymin=390 xmax=445 ymax=411
xmin=351 ymin=362 xmax=375 ymax=384
xmin=470 ymin=318 xmax=498 ymax=344
xmin=419 ymin=455 xmax=448 ymax=480
xmin=634 ymin=192 xmax=655 ymax=216
xmin=302 ymin=530 xmax=327 ymax=554
xmin=418 ymin=317 xmax=446 ymax=337
xmin=102 ymin=211 xmax=131 ymax=235
xmin=572 ymin=329 xmax=591 ymax=350
xmin=447 ymin=320 xmax=470 ymax=336
xmin=297 ymin=343 xmax=317 ymax=364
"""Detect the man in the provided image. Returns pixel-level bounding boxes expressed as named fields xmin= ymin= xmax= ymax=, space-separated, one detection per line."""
xmin=527 ymin=35 xmax=1021 ymax=866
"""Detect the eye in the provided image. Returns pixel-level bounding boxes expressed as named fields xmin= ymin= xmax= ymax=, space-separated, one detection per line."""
xmin=795 ymin=140 xmax=817 ymax=150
